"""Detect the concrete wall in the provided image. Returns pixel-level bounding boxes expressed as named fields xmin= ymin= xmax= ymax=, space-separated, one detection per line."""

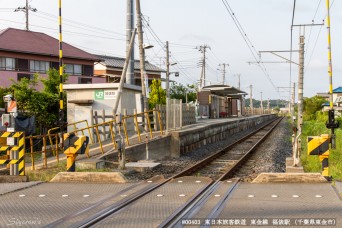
xmin=170 ymin=114 xmax=277 ymax=158
xmin=64 ymin=83 xmax=142 ymax=135
xmin=100 ymin=114 xmax=277 ymax=162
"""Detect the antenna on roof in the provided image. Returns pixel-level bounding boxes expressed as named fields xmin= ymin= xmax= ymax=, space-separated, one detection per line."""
xmin=14 ymin=0 xmax=37 ymax=31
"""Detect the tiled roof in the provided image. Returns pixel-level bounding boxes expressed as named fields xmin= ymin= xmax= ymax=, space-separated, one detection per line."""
xmin=97 ymin=55 xmax=165 ymax=73
xmin=0 ymin=28 xmax=99 ymax=61
xmin=333 ymin=87 xmax=342 ymax=93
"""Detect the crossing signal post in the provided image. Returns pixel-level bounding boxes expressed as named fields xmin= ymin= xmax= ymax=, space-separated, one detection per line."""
xmin=308 ymin=0 xmax=340 ymax=180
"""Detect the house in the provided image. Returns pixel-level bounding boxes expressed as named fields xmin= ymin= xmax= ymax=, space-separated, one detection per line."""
xmin=0 ymin=27 xmax=106 ymax=88
xmin=94 ymin=55 xmax=164 ymax=85
xmin=318 ymin=86 xmax=342 ymax=112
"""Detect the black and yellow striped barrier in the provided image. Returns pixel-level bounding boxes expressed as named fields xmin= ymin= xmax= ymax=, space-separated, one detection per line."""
xmin=64 ymin=132 xmax=89 ymax=172
xmin=307 ymin=134 xmax=330 ymax=178
xmin=0 ymin=132 xmax=25 ymax=176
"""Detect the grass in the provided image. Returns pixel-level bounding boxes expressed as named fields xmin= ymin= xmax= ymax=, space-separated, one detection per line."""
xmin=300 ymin=120 xmax=342 ymax=180
xmin=27 ymin=161 xmax=113 ymax=182
xmin=27 ymin=161 xmax=67 ymax=182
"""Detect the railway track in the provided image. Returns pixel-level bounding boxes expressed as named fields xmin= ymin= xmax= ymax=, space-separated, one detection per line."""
xmin=45 ymin=117 xmax=283 ymax=228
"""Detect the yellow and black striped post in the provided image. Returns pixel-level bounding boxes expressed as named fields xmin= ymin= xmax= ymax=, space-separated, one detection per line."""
xmin=58 ymin=0 xmax=65 ymax=148
xmin=307 ymin=134 xmax=330 ymax=178
xmin=326 ymin=0 xmax=333 ymax=109
xmin=325 ymin=0 xmax=339 ymax=149
xmin=0 ymin=132 xmax=25 ymax=176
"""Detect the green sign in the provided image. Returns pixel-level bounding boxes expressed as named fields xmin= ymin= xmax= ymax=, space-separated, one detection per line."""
xmin=95 ymin=90 xmax=104 ymax=100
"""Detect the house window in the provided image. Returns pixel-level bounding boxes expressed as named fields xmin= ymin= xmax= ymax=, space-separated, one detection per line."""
xmin=30 ymin=60 xmax=49 ymax=73
xmin=0 ymin=57 xmax=15 ymax=70
xmin=78 ymin=77 xmax=92 ymax=84
xmin=18 ymin=59 xmax=29 ymax=71
xmin=65 ymin=64 xmax=82 ymax=75
xmin=51 ymin=62 xmax=59 ymax=70
xmin=17 ymin=73 xmax=34 ymax=81
xmin=83 ymin=65 xmax=93 ymax=76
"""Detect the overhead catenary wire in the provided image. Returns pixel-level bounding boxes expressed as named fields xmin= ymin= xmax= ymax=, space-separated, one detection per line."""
xmin=221 ymin=0 xmax=279 ymax=96
xmin=304 ymin=0 xmax=335 ymax=72
xmin=141 ymin=15 xmax=199 ymax=84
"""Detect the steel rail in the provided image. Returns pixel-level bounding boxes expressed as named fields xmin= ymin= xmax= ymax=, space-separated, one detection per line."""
xmin=159 ymin=117 xmax=283 ymax=227
xmin=47 ymin=117 xmax=282 ymax=227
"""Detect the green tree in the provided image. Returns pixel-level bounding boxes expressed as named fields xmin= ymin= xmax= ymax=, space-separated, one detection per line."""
xmin=8 ymin=69 xmax=68 ymax=133
xmin=41 ymin=68 xmax=68 ymax=94
xmin=148 ymin=79 xmax=166 ymax=109
xmin=303 ymin=96 xmax=326 ymax=121
xmin=170 ymin=82 xmax=197 ymax=103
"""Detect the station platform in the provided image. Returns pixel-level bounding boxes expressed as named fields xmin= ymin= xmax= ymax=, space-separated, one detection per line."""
xmin=0 ymin=176 xmax=341 ymax=227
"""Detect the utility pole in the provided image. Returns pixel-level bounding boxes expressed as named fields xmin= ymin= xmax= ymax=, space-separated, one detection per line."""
xmin=166 ymin=41 xmax=170 ymax=99
xmin=113 ymin=29 xmax=137 ymax=114
xmin=260 ymin=92 xmax=263 ymax=114
xmin=198 ymin=45 xmax=210 ymax=88
xmin=249 ymin=85 xmax=253 ymax=115
xmin=14 ymin=0 xmax=37 ymax=31
xmin=291 ymin=82 xmax=296 ymax=123
xmin=267 ymin=98 xmax=270 ymax=112
xmin=126 ymin=0 xmax=135 ymax=85
xmin=219 ymin=63 xmax=229 ymax=85
xmin=236 ymin=74 xmax=241 ymax=89
xmin=297 ymin=35 xmax=304 ymax=132
xmin=166 ymin=41 xmax=170 ymax=132
xmin=136 ymin=0 xmax=148 ymax=113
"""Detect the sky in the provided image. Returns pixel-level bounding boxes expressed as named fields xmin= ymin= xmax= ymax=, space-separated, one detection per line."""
xmin=0 ymin=0 xmax=341 ymax=102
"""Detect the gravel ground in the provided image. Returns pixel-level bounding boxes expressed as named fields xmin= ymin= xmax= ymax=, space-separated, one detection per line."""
xmin=232 ymin=118 xmax=293 ymax=182
xmin=123 ymin=118 xmax=293 ymax=182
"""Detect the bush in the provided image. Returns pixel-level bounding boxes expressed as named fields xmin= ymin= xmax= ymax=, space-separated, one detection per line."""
xmin=301 ymin=120 xmax=342 ymax=180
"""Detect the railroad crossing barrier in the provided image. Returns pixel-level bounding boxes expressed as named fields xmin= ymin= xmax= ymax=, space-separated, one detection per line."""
xmin=0 ymin=131 xmax=25 ymax=176
xmin=307 ymin=134 xmax=330 ymax=178
xmin=63 ymin=132 xmax=89 ymax=172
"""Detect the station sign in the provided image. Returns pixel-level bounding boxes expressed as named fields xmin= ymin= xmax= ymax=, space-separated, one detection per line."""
xmin=94 ymin=90 xmax=116 ymax=100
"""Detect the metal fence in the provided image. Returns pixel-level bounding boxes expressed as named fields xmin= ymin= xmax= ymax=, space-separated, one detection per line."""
xmin=156 ymin=98 xmax=196 ymax=131
xmin=244 ymin=107 xmax=272 ymax=116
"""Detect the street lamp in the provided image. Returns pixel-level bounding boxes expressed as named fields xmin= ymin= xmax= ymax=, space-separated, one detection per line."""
xmin=143 ymin=43 xmax=154 ymax=49
xmin=143 ymin=43 xmax=154 ymax=98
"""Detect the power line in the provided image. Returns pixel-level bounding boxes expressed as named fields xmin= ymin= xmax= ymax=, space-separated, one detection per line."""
xmin=141 ymin=15 xmax=198 ymax=84
xmin=221 ymin=0 xmax=279 ymax=96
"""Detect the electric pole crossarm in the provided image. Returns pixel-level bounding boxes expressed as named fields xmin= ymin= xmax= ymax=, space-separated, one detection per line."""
xmin=247 ymin=61 xmax=291 ymax=64
xmin=259 ymin=51 xmax=299 ymax=65
xmin=270 ymin=52 xmax=299 ymax=66
xmin=292 ymin=23 xmax=324 ymax=27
